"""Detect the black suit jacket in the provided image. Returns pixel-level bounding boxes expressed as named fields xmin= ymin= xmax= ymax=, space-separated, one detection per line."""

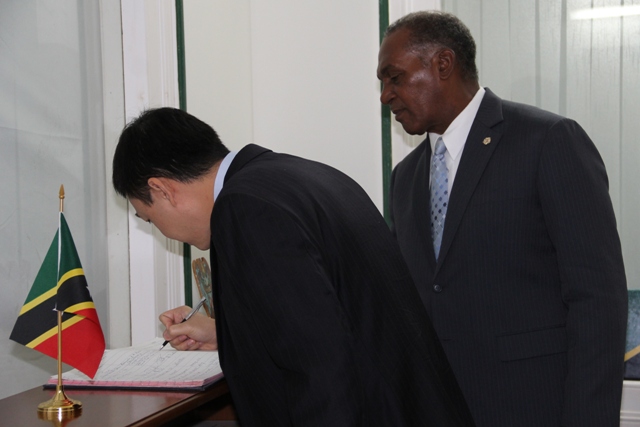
xmin=209 ymin=144 xmax=475 ymax=426
xmin=390 ymin=88 xmax=628 ymax=426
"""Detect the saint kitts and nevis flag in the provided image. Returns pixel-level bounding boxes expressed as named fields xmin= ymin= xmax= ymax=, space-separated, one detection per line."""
xmin=10 ymin=212 xmax=105 ymax=378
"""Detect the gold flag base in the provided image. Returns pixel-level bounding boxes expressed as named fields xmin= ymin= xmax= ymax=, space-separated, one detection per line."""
xmin=38 ymin=387 xmax=82 ymax=418
xmin=36 ymin=190 xmax=83 ymax=422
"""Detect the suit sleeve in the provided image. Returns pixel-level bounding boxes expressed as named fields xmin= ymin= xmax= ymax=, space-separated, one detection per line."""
xmin=212 ymin=193 xmax=362 ymax=426
xmin=537 ymin=119 xmax=627 ymax=426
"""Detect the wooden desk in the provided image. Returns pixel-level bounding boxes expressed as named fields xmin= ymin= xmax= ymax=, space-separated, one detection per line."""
xmin=0 ymin=379 xmax=236 ymax=427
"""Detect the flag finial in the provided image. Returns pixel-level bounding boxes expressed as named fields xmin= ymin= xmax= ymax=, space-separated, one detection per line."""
xmin=59 ymin=185 xmax=65 ymax=213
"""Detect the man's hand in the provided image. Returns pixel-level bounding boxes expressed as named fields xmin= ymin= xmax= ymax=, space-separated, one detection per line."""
xmin=159 ymin=306 xmax=218 ymax=351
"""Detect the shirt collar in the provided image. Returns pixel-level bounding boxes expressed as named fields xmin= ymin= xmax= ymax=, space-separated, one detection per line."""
xmin=213 ymin=151 xmax=238 ymax=201
xmin=428 ymin=87 xmax=486 ymax=159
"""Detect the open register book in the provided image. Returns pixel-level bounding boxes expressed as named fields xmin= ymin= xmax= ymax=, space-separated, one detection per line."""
xmin=45 ymin=338 xmax=223 ymax=391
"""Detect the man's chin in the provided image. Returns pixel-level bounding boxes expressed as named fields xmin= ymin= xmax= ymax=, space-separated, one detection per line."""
xmin=395 ymin=118 xmax=425 ymax=136
xmin=400 ymin=124 xmax=426 ymax=136
xmin=190 ymin=241 xmax=210 ymax=251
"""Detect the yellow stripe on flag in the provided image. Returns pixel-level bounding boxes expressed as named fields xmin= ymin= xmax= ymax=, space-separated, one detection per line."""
xmin=25 ymin=314 xmax=86 ymax=348
xmin=64 ymin=301 xmax=96 ymax=313
xmin=625 ymin=345 xmax=640 ymax=362
xmin=19 ymin=288 xmax=58 ymax=315
xmin=18 ymin=268 xmax=84 ymax=316
xmin=58 ymin=268 xmax=84 ymax=286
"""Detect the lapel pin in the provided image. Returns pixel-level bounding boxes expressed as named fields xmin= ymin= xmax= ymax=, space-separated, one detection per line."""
xmin=482 ymin=137 xmax=491 ymax=145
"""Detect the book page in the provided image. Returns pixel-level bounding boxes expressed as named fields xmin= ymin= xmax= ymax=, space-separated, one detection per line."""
xmin=49 ymin=338 xmax=223 ymax=389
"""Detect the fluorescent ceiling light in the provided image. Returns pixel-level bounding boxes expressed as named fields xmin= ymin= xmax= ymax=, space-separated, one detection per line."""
xmin=571 ymin=5 xmax=640 ymax=20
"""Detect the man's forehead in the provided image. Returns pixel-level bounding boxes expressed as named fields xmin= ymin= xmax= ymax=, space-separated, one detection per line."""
xmin=377 ymin=37 xmax=417 ymax=76
xmin=377 ymin=38 xmax=399 ymax=75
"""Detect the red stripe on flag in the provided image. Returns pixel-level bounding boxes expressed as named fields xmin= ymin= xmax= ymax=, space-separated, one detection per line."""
xmin=32 ymin=315 xmax=105 ymax=378
xmin=72 ymin=308 xmax=101 ymax=324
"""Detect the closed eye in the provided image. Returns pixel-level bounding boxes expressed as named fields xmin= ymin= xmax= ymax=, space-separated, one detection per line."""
xmin=134 ymin=213 xmax=152 ymax=224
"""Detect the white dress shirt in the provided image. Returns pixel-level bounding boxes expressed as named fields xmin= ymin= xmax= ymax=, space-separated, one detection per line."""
xmin=428 ymin=87 xmax=486 ymax=193
xmin=213 ymin=151 xmax=238 ymax=201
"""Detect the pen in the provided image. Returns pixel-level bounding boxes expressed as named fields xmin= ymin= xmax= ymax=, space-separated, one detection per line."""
xmin=159 ymin=296 xmax=207 ymax=350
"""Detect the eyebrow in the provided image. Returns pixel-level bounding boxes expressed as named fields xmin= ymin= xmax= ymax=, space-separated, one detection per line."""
xmin=377 ymin=68 xmax=386 ymax=80
xmin=377 ymin=63 xmax=398 ymax=79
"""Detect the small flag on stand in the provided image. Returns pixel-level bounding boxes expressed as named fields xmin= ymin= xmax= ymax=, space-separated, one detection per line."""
xmin=10 ymin=210 xmax=105 ymax=378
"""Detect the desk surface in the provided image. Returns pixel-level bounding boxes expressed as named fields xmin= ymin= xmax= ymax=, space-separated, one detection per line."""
xmin=0 ymin=380 xmax=231 ymax=427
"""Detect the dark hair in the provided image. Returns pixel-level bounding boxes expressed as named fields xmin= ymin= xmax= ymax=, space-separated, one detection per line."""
xmin=112 ymin=107 xmax=230 ymax=205
xmin=385 ymin=11 xmax=478 ymax=82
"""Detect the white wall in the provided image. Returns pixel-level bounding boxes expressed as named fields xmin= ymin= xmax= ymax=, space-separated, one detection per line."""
xmin=250 ymin=2 xmax=382 ymax=207
xmin=183 ymin=0 xmax=253 ymax=154
xmin=622 ymin=381 xmax=640 ymax=426
xmin=183 ymin=0 xmax=382 ymax=210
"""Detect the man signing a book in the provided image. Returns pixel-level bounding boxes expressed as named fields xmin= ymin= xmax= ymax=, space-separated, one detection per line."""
xmin=112 ymin=107 xmax=474 ymax=426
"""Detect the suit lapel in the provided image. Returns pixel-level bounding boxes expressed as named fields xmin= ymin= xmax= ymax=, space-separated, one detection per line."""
xmin=436 ymin=89 xmax=504 ymax=270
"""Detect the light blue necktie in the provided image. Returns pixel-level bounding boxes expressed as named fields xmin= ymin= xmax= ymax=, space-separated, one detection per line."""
xmin=430 ymin=137 xmax=449 ymax=258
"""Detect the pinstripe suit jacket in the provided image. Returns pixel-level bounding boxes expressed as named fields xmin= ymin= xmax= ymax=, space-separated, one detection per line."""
xmin=208 ymin=144 xmax=475 ymax=426
xmin=390 ymin=88 xmax=628 ymax=426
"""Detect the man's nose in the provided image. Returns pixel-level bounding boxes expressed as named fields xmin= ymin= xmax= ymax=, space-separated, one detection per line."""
xmin=380 ymin=84 xmax=394 ymax=105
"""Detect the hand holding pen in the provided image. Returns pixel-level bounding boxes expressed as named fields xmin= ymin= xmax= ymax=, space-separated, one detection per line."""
xmin=159 ymin=297 xmax=207 ymax=350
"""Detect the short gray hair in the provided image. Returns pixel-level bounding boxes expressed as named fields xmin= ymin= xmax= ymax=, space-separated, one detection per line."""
xmin=385 ymin=11 xmax=479 ymax=82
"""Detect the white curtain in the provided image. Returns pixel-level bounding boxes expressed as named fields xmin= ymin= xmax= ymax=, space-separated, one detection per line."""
xmin=0 ymin=1 xmax=109 ymax=399
xmin=434 ymin=0 xmax=640 ymax=290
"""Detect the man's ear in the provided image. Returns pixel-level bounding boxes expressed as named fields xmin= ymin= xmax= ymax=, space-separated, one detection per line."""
xmin=148 ymin=177 xmax=177 ymax=206
xmin=437 ymin=49 xmax=456 ymax=80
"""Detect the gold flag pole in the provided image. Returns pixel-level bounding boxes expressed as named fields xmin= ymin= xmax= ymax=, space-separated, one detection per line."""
xmin=37 ymin=185 xmax=82 ymax=420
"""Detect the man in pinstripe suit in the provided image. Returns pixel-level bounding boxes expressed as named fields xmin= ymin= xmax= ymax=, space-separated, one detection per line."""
xmin=378 ymin=11 xmax=628 ymax=426
xmin=113 ymin=107 xmax=474 ymax=426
